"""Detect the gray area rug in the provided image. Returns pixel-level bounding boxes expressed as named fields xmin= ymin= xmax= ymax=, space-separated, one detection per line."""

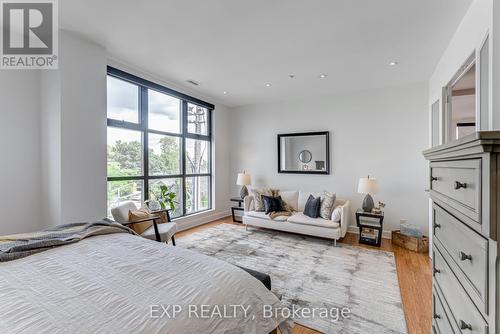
xmin=179 ymin=224 xmax=407 ymax=334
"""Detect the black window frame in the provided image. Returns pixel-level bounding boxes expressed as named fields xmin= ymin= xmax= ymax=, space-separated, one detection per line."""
xmin=107 ymin=66 xmax=214 ymax=218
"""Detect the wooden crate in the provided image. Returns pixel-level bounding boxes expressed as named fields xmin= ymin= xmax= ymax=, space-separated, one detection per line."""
xmin=391 ymin=230 xmax=429 ymax=253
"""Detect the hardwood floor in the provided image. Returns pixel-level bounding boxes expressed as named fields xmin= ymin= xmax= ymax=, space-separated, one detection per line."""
xmin=177 ymin=217 xmax=432 ymax=334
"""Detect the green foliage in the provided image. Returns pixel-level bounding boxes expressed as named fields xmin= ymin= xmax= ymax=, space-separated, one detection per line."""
xmin=157 ymin=184 xmax=177 ymax=211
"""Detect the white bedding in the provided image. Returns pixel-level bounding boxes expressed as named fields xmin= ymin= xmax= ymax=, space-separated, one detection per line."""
xmin=0 ymin=233 xmax=285 ymax=334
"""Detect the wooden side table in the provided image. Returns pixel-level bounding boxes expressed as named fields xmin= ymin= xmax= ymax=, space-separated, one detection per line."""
xmin=355 ymin=209 xmax=384 ymax=247
xmin=230 ymin=197 xmax=244 ymax=223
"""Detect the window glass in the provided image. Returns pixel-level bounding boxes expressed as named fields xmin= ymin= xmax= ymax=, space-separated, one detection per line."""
xmin=149 ymin=178 xmax=183 ymax=218
xmin=107 ymin=180 xmax=143 ymax=217
xmin=107 ymin=127 xmax=143 ymax=177
xmin=107 ymin=76 xmax=139 ymax=123
xmin=185 ymin=139 xmax=209 ymax=174
xmin=186 ymin=176 xmax=209 ymax=214
xmin=149 ymin=90 xmax=181 ymax=133
xmin=187 ymin=103 xmax=208 ymax=135
xmin=148 ymin=134 xmax=181 ymax=176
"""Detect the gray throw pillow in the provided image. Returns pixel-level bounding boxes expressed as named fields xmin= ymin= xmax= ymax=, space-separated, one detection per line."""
xmin=320 ymin=191 xmax=337 ymax=220
xmin=304 ymin=195 xmax=321 ymax=218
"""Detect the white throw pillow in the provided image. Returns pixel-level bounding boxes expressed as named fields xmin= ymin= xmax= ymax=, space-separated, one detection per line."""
xmin=331 ymin=206 xmax=342 ymax=222
xmin=279 ymin=191 xmax=299 ymax=211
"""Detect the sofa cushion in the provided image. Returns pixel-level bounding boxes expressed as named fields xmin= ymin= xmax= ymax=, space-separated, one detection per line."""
xmin=298 ymin=191 xmax=320 ymax=212
xmin=279 ymin=191 xmax=299 ymax=211
xmin=250 ymin=188 xmax=272 ymax=212
xmin=287 ymin=213 xmax=340 ymax=229
xmin=245 ymin=211 xmax=288 ymax=222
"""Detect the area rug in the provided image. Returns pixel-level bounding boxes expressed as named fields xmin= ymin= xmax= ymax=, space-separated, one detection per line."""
xmin=178 ymin=224 xmax=407 ymax=334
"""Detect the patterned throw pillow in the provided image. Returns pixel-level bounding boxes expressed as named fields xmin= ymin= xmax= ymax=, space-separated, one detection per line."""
xmin=320 ymin=191 xmax=337 ymax=220
xmin=250 ymin=188 xmax=272 ymax=212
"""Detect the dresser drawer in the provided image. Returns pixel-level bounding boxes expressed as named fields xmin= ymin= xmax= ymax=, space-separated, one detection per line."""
xmin=433 ymin=204 xmax=488 ymax=312
xmin=433 ymin=246 xmax=488 ymax=334
xmin=430 ymin=159 xmax=481 ymax=223
xmin=433 ymin=288 xmax=457 ymax=334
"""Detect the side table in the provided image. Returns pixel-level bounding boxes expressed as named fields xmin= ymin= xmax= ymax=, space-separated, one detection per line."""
xmin=230 ymin=197 xmax=244 ymax=223
xmin=355 ymin=209 xmax=384 ymax=247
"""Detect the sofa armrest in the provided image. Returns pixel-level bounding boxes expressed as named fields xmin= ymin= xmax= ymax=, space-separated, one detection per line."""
xmin=338 ymin=200 xmax=350 ymax=238
xmin=244 ymin=195 xmax=255 ymax=212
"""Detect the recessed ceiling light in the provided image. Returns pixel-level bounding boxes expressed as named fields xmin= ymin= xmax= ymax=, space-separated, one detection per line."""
xmin=289 ymin=74 xmax=295 ymax=79
xmin=265 ymin=83 xmax=272 ymax=87
xmin=223 ymin=91 xmax=228 ymax=95
xmin=319 ymin=74 xmax=328 ymax=78
xmin=389 ymin=61 xmax=399 ymax=66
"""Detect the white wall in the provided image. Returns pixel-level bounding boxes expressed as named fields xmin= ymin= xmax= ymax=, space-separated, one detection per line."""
xmin=0 ymin=71 xmax=42 ymax=235
xmin=229 ymin=82 xmax=429 ymax=236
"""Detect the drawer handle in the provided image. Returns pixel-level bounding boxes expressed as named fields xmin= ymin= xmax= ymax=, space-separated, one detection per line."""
xmin=454 ymin=181 xmax=467 ymax=190
xmin=459 ymin=320 xmax=472 ymax=330
xmin=430 ymin=176 xmax=438 ymax=182
xmin=433 ymin=268 xmax=440 ymax=275
xmin=459 ymin=251 xmax=472 ymax=261
xmin=434 ymin=223 xmax=441 ymax=230
xmin=433 ymin=313 xmax=441 ymax=320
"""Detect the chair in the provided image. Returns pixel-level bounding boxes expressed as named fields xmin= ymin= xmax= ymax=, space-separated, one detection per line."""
xmin=111 ymin=202 xmax=177 ymax=245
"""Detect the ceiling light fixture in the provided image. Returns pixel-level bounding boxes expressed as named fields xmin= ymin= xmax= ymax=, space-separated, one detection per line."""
xmin=389 ymin=61 xmax=399 ymax=66
xmin=319 ymin=74 xmax=328 ymax=78
xmin=289 ymin=74 xmax=295 ymax=79
xmin=223 ymin=91 xmax=228 ymax=95
xmin=265 ymin=83 xmax=272 ymax=87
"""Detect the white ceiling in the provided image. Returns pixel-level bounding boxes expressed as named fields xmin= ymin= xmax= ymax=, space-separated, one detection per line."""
xmin=60 ymin=0 xmax=472 ymax=107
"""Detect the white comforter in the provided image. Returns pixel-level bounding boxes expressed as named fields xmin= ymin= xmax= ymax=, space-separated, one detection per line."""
xmin=0 ymin=233 xmax=285 ymax=334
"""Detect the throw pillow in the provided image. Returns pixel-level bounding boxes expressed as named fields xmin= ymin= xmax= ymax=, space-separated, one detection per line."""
xmin=262 ymin=195 xmax=284 ymax=214
xmin=320 ymin=191 xmax=337 ymax=220
xmin=128 ymin=209 xmax=154 ymax=234
xmin=250 ymin=188 xmax=272 ymax=212
xmin=303 ymin=194 xmax=321 ymax=218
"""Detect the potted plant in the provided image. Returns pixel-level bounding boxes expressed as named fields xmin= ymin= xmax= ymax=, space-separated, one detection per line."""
xmin=147 ymin=184 xmax=178 ymax=212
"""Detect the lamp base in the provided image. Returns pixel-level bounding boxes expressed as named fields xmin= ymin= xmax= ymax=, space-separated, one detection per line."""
xmin=240 ymin=185 xmax=249 ymax=199
xmin=362 ymin=194 xmax=374 ymax=212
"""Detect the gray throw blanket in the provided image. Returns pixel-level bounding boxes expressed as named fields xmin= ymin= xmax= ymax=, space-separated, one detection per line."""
xmin=0 ymin=219 xmax=136 ymax=262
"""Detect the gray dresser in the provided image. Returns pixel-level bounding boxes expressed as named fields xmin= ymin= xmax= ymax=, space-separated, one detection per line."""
xmin=423 ymin=132 xmax=500 ymax=334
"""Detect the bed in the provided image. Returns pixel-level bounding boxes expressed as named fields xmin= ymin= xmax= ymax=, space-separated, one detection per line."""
xmin=0 ymin=222 xmax=288 ymax=333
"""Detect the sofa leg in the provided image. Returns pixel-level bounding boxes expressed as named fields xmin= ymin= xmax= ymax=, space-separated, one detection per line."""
xmin=334 ymin=239 xmax=337 ymax=247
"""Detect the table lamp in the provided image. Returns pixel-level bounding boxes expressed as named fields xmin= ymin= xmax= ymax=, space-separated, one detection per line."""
xmin=236 ymin=171 xmax=251 ymax=199
xmin=358 ymin=176 xmax=379 ymax=212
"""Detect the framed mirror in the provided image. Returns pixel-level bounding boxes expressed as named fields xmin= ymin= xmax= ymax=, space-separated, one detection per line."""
xmin=278 ymin=131 xmax=330 ymax=174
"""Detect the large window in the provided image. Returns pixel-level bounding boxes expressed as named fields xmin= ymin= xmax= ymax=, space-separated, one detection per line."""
xmin=107 ymin=67 xmax=213 ymax=219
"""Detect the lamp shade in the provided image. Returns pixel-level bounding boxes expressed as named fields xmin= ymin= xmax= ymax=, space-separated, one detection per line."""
xmin=358 ymin=177 xmax=379 ymax=195
xmin=236 ymin=172 xmax=251 ymax=186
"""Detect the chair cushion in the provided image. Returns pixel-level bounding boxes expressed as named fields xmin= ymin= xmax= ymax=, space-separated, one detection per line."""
xmin=110 ymin=201 xmax=138 ymax=223
xmin=278 ymin=191 xmax=299 ymax=211
xmin=142 ymin=223 xmax=178 ymax=241
xmin=287 ymin=213 xmax=340 ymax=229
xmin=245 ymin=211 xmax=288 ymax=222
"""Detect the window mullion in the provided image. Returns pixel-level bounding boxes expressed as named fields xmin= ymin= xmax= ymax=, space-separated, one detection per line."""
xmin=141 ymin=86 xmax=149 ymax=203
xmin=182 ymin=100 xmax=188 ymax=216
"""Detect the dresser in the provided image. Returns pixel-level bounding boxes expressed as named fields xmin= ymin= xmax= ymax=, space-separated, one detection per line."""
xmin=423 ymin=132 xmax=500 ymax=334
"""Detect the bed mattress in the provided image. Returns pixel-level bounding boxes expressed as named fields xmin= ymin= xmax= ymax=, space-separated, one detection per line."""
xmin=0 ymin=233 xmax=285 ymax=334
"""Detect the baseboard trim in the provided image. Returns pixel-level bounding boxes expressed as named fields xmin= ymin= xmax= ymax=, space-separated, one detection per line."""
xmin=347 ymin=225 xmax=392 ymax=240
xmin=175 ymin=210 xmax=231 ymax=232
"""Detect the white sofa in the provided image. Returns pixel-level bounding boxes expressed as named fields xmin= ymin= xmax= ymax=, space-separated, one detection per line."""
xmin=243 ymin=190 xmax=350 ymax=245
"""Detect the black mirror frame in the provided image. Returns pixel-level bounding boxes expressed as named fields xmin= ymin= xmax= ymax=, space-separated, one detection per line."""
xmin=277 ymin=131 xmax=330 ymax=175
